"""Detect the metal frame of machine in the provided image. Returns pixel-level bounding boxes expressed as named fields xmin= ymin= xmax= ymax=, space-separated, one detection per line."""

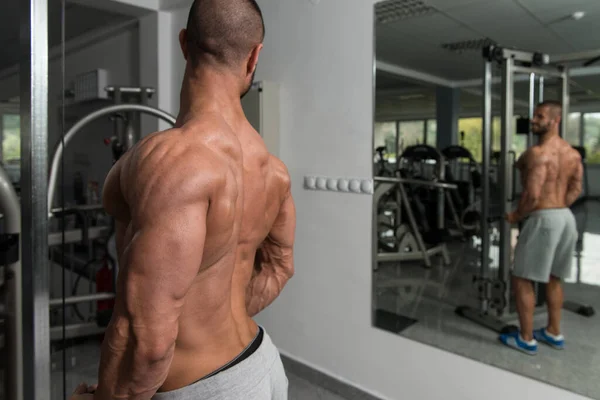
xmin=373 ymin=176 xmax=454 ymax=268
xmin=456 ymin=44 xmax=596 ymax=332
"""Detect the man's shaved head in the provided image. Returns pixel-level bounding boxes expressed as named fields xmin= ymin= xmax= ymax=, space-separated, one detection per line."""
xmin=538 ymin=100 xmax=562 ymax=118
xmin=531 ymin=100 xmax=562 ymax=136
xmin=184 ymin=0 xmax=265 ymax=69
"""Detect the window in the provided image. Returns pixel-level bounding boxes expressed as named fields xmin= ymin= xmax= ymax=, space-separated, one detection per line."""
xmin=565 ymin=112 xmax=581 ymax=146
xmin=2 ymin=114 xmax=20 ymax=162
xmin=426 ymin=119 xmax=437 ymax=146
xmin=374 ymin=121 xmax=397 ymax=161
xmin=458 ymin=118 xmax=484 ymax=161
xmin=1 ymin=114 xmax=20 ymax=188
xmin=398 ymin=120 xmax=425 ymax=152
xmin=583 ymin=113 xmax=600 ymax=164
xmin=458 ymin=117 xmax=527 ymax=162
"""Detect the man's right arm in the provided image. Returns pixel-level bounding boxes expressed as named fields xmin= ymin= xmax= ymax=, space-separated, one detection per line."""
xmin=246 ymin=174 xmax=296 ymax=317
xmin=565 ymin=157 xmax=584 ymax=207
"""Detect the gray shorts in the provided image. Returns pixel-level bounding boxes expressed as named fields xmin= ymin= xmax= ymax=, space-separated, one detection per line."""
xmin=153 ymin=328 xmax=288 ymax=400
xmin=513 ymin=208 xmax=578 ymax=283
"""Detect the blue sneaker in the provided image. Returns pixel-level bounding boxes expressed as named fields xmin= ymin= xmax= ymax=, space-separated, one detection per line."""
xmin=534 ymin=328 xmax=565 ymax=350
xmin=498 ymin=331 xmax=538 ymax=355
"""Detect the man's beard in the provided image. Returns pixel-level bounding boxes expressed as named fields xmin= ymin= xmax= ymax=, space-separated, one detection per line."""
xmin=531 ymin=123 xmax=550 ymax=135
xmin=241 ymin=69 xmax=257 ymax=99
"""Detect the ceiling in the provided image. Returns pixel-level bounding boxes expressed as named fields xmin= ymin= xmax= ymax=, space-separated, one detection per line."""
xmin=375 ymin=0 xmax=600 ymax=117
xmin=0 ymin=0 xmax=134 ymax=72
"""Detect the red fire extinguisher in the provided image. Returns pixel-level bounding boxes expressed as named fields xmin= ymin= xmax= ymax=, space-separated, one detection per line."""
xmin=96 ymin=258 xmax=115 ymax=328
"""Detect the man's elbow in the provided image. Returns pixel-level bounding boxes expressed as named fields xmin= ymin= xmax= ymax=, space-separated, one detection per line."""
xmin=131 ymin=324 xmax=178 ymax=363
xmin=283 ymin=251 xmax=295 ymax=280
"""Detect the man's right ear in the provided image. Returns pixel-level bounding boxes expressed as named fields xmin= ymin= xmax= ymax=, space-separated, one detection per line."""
xmin=179 ymin=29 xmax=189 ymax=60
xmin=248 ymin=43 xmax=264 ymax=75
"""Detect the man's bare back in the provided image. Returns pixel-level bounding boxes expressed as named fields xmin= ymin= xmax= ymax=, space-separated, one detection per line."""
xmin=98 ymin=114 xmax=294 ymax=395
xmin=517 ymin=136 xmax=582 ymax=213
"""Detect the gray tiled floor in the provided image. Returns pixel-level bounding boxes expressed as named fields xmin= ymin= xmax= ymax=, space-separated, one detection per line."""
xmin=50 ymin=342 xmax=350 ymax=400
xmin=374 ymin=201 xmax=600 ymax=400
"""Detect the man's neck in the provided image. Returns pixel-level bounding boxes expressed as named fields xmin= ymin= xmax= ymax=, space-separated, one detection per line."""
xmin=176 ymin=66 xmax=245 ymax=128
xmin=539 ymin=130 xmax=559 ymax=145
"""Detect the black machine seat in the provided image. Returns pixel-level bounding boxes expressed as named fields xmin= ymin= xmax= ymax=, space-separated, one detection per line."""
xmin=442 ymin=145 xmax=477 ymax=163
xmin=572 ymin=145 xmax=586 ymax=161
xmin=400 ymin=144 xmax=442 ymax=162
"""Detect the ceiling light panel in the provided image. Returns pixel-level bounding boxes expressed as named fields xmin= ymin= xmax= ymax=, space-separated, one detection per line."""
xmin=440 ymin=38 xmax=497 ymax=55
xmin=375 ymin=0 xmax=437 ymax=24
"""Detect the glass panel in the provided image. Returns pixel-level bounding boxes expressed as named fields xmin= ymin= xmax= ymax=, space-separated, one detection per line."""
xmin=565 ymin=112 xmax=581 ymax=146
xmin=426 ymin=119 xmax=437 ymax=146
xmin=398 ymin=120 xmax=425 ymax=151
xmin=584 ymin=113 xmax=600 ymax=163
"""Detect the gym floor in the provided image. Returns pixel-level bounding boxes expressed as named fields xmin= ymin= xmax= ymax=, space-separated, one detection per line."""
xmin=375 ymin=201 xmax=600 ymax=400
xmin=50 ymin=343 xmax=349 ymax=400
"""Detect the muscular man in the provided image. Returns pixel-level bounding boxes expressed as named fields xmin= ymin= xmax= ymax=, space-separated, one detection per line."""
xmin=71 ymin=1 xmax=295 ymax=398
xmin=500 ymin=100 xmax=583 ymax=355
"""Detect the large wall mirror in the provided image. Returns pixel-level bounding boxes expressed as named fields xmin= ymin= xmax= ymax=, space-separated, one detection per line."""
xmin=372 ymin=1 xmax=600 ymax=398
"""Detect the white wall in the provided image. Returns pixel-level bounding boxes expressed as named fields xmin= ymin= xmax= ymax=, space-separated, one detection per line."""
xmin=168 ymin=2 xmax=590 ymax=399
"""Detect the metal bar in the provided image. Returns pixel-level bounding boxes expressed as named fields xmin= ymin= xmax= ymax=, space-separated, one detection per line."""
xmin=375 ymin=60 xmax=455 ymax=88
xmin=50 ymin=322 xmax=106 ymax=341
xmin=528 ymin=73 xmax=535 ymax=148
xmin=512 ymin=65 xmax=562 ymax=78
xmin=21 ymin=0 xmax=50 ymax=398
xmin=500 ymin=48 xmax=549 ymax=64
xmin=480 ymin=59 xmax=493 ymax=312
xmin=48 ymin=104 xmax=176 ymax=212
xmin=105 ymin=86 xmax=156 ymax=94
xmin=560 ymin=69 xmax=570 ymax=138
xmin=539 ymin=76 xmax=545 ymax=102
xmin=50 ymin=204 xmax=105 ymax=215
xmin=436 ymin=155 xmax=446 ymax=230
xmin=580 ymin=112 xmax=585 ymax=148
xmin=372 ymin=25 xmax=378 ymax=322
xmin=550 ymin=49 xmax=600 ymax=64
xmin=48 ymin=226 xmax=110 ymax=246
xmin=0 ymin=165 xmax=23 ymax=400
xmin=499 ymin=57 xmax=515 ymax=316
xmin=49 ymin=293 xmax=115 ymax=308
xmin=373 ymin=176 xmax=458 ymax=190
xmin=395 ymin=120 xmax=400 ymax=158
xmin=397 ymin=182 xmax=431 ymax=267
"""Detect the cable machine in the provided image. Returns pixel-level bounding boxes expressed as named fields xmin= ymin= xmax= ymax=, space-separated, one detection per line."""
xmin=455 ymin=45 xmax=594 ymax=332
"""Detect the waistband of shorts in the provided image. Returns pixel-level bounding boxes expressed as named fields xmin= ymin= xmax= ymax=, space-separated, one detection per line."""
xmin=152 ymin=327 xmax=279 ymax=399
xmin=529 ymin=207 xmax=572 ymax=217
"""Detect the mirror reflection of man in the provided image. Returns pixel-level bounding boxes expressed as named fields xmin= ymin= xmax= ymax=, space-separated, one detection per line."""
xmin=501 ymin=100 xmax=583 ymax=355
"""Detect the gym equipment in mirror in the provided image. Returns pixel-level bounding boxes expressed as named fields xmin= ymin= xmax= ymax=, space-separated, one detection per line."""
xmin=372 ymin=1 xmax=600 ymax=399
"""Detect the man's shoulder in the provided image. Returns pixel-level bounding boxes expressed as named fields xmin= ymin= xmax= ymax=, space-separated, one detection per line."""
xmin=522 ymin=146 xmax=547 ymax=165
xmin=138 ymin=125 xmax=235 ymax=167
xmin=268 ymin=155 xmax=291 ymax=190
xmin=124 ymin=129 xmax=227 ymax=202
